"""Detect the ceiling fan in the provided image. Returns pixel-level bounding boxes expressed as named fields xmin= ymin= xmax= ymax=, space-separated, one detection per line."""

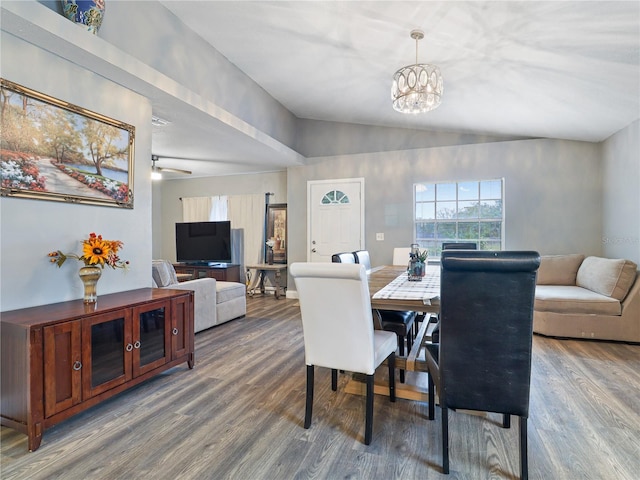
xmin=151 ymin=155 xmax=192 ymax=178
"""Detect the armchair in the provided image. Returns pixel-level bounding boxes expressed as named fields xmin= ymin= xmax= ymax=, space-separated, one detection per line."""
xmin=425 ymin=250 xmax=540 ymax=479
xmin=290 ymin=262 xmax=397 ymax=445
xmin=152 ymin=260 xmax=246 ymax=333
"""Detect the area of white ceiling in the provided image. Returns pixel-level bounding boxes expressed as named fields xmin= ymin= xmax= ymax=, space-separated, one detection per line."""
xmin=163 ymin=0 xmax=640 ymax=144
xmin=4 ymin=1 xmax=638 ymax=179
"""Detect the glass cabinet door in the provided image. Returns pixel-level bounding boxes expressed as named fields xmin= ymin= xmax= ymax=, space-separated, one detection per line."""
xmin=133 ymin=301 xmax=170 ymax=376
xmin=82 ymin=309 xmax=132 ymax=399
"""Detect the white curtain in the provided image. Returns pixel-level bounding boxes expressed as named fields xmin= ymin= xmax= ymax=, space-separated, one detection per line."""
xmin=182 ymin=196 xmax=210 ymax=222
xmin=182 ymin=196 xmax=228 ymax=222
xmin=227 ymin=194 xmax=264 ymax=267
xmin=210 ymin=196 xmax=228 ymax=221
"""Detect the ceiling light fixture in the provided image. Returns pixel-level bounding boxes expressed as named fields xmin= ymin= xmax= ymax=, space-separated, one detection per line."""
xmin=391 ymin=29 xmax=443 ymax=114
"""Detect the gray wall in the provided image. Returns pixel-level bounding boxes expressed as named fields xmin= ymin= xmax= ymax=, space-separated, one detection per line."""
xmin=288 ymin=138 xmax=604 ymax=274
xmin=0 ymin=33 xmax=153 ymax=311
xmin=295 ymin=118 xmax=526 ymax=157
xmin=602 ymin=120 xmax=640 ymax=264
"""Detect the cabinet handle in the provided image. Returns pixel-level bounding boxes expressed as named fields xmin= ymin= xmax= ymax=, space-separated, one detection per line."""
xmin=126 ymin=343 xmax=133 ymax=352
xmin=73 ymin=361 xmax=82 ymax=371
xmin=134 ymin=341 xmax=141 ymax=349
xmin=172 ymin=328 xmax=179 ymax=335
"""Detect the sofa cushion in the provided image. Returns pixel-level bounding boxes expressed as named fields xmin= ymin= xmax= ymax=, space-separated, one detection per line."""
xmin=216 ymin=281 xmax=246 ymax=304
xmin=537 ymin=254 xmax=585 ymax=285
xmin=576 ymin=257 xmax=638 ymax=301
xmin=535 ymin=285 xmax=622 ymax=316
xmin=152 ymin=260 xmax=179 ymax=287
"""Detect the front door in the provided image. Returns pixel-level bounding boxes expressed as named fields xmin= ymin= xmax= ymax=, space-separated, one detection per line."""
xmin=307 ymin=178 xmax=364 ymax=262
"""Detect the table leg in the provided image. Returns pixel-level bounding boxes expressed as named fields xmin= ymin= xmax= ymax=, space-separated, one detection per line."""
xmin=274 ymin=269 xmax=281 ymax=299
xmin=259 ymin=270 xmax=266 ymax=294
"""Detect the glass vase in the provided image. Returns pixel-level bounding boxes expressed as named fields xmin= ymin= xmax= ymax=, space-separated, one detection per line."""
xmin=78 ymin=265 xmax=102 ymax=303
xmin=267 ymin=248 xmax=274 ymax=265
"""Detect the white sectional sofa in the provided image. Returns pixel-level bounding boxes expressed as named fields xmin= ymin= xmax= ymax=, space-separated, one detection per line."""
xmin=533 ymin=254 xmax=639 ymax=343
xmin=152 ymin=260 xmax=246 ymax=333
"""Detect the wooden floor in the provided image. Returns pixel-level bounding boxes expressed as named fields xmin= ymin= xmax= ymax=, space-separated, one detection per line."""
xmin=2 ymin=295 xmax=639 ymax=479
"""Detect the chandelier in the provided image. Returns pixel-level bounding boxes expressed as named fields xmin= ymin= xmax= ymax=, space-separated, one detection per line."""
xmin=391 ymin=29 xmax=443 ymax=114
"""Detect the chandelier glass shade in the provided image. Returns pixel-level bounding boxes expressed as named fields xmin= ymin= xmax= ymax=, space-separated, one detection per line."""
xmin=391 ymin=30 xmax=443 ymax=114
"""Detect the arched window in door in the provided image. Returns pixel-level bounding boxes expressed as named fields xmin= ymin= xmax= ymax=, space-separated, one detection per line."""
xmin=321 ymin=190 xmax=350 ymax=204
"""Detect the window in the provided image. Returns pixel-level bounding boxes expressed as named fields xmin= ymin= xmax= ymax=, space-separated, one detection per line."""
xmin=414 ymin=179 xmax=504 ymax=256
xmin=321 ymin=190 xmax=350 ymax=204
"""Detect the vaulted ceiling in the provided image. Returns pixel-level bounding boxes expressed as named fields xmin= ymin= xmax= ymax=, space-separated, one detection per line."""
xmin=5 ymin=1 xmax=639 ymax=178
xmin=155 ymin=0 xmax=639 ymax=177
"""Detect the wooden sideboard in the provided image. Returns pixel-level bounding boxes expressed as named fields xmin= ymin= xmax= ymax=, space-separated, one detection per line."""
xmin=173 ymin=263 xmax=241 ymax=282
xmin=0 ymin=288 xmax=194 ymax=452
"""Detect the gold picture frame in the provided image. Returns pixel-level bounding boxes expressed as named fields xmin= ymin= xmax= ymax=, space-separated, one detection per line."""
xmin=267 ymin=203 xmax=287 ymax=264
xmin=0 ymin=78 xmax=134 ymax=208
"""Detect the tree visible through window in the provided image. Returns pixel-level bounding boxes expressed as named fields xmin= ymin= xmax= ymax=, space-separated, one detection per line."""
xmin=414 ymin=179 xmax=504 ymax=256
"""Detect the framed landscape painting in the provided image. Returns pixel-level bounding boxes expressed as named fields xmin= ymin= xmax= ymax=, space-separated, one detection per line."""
xmin=0 ymin=78 xmax=135 ymax=208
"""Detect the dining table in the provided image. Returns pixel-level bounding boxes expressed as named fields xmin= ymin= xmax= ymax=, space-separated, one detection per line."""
xmin=344 ymin=264 xmax=442 ymax=401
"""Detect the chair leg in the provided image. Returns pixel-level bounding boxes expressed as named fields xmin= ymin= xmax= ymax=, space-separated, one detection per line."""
xmin=520 ymin=416 xmax=528 ymax=480
xmin=442 ymin=405 xmax=449 ymax=474
xmin=398 ymin=336 xmax=405 ymax=383
xmin=304 ymin=365 xmax=314 ymax=429
xmin=331 ymin=369 xmax=338 ymax=391
xmin=365 ymin=374 xmax=374 ymax=445
xmin=503 ymin=413 xmax=511 ymax=428
xmin=428 ymin=373 xmax=435 ymax=420
xmin=388 ymin=352 xmax=396 ymax=402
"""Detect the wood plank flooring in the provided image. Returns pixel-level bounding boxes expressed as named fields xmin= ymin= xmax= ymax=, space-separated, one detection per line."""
xmin=2 ymin=295 xmax=639 ymax=479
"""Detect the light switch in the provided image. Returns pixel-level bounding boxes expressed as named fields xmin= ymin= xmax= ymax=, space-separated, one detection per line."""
xmin=376 ymin=233 xmax=384 ymax=241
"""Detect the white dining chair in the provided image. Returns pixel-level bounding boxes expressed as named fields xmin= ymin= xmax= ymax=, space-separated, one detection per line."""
xmin=290 ymin=262 xmax=397 ymax=445
xmin=392 ymin=247 xmax=412 ymax=266
xmin=353 ymin=249 xmax=416 ymax=383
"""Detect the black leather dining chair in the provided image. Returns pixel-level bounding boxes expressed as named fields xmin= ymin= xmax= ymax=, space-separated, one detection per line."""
xmin=441 ymin=242 xmax=478 ymax=250
xmin=424 ymin=250 xmax=540 ymax=479
xmin=351 ymin=250 xmax=416 ymax=383
xmin=430 ymin=242 xmax=479 ymax=343
xmin=331 ymin=252 xmax=357 ymax=263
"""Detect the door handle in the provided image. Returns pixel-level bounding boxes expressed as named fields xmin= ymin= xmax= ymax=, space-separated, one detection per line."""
xmin=311 ymin=248 xmax=317 ymax=253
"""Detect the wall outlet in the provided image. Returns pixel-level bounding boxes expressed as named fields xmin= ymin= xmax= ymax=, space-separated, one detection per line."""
xmin=376 ymin=232 xmax=384 ymax=241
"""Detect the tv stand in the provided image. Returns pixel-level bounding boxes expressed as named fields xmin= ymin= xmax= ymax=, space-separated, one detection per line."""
xmin=173 ymin=263 xmax=241 ymax=282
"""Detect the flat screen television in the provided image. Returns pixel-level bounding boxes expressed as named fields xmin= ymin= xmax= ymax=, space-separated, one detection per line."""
xmin=175 ymin=221 xmax=232 ymax=265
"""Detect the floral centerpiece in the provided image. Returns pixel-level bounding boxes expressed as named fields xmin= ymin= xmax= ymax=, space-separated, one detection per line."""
xmin=408 ymin=247 xmax=428 ymax=281
xmin=48 ymin=232 xmax=129 ymax=269
xmin=48 ymin=232 xmax=129 ymax=303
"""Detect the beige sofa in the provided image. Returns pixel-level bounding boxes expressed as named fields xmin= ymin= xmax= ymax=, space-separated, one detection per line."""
xmin=533 ymin=254 xmax=639 ymax=342
xmin=152 ymin=260 xmax=246 ymax=333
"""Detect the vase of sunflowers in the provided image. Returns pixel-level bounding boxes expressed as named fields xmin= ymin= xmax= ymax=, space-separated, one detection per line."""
xmin=48 ymin=232 xmax=129 ymax=303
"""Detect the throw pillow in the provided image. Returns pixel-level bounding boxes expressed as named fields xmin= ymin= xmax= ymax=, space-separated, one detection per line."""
xmin=576 ymin=257 xmax=638 ymax=301
xmin=537 ymin=254 xmax=585 ymax=285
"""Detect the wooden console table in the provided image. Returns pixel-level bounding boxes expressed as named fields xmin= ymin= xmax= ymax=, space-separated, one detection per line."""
xmin=173 ymin=263 xmax=241 ymax=282
xmin=0 ymin=288 xmax=194 ymax=452
xmin=246 ymin=264 xmax=287 ymax=299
